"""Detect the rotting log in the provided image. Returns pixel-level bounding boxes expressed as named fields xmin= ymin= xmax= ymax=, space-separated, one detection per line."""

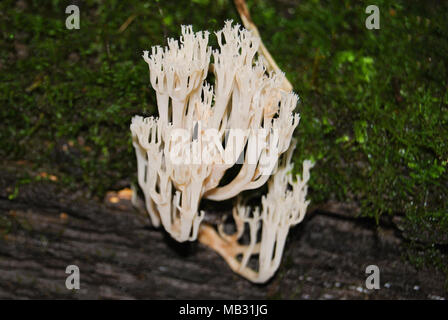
xmin=0 ymin=170 xmax=445 ymax=299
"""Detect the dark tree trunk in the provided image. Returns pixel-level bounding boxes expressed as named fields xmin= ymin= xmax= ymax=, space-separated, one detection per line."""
xmin=0 ymin=170 xmax=445 ymax=299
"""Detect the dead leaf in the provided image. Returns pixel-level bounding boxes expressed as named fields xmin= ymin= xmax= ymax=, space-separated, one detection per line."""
xmin=109 ymin=196 xmax=119 ymax=204
xmin=118 ymin=188 xmax=132 ymax=200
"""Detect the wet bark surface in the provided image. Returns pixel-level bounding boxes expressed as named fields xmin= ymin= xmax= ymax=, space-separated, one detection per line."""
xmin=0 ymin=171 xmax=446 ymax=300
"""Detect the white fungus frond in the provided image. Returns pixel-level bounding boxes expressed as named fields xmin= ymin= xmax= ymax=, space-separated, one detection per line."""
xmin=132 ymin=21 xmax=312 ymax=283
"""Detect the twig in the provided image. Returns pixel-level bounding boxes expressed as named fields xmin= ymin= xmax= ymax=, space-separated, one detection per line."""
xmin=233 ymin=0 xmax=293 ymax=92
xmin=118 ymin=14 xmax=137 ymax=33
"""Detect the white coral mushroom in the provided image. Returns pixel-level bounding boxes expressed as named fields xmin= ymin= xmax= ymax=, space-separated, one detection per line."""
xmin=131 ymin=21 xmax=313 ymax=282
xmin=198 ymin=143 xmax=314 ymax=283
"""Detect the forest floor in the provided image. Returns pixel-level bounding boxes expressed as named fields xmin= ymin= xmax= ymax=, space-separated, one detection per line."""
xmin=0 ymin=168 xmax=445 ymax=300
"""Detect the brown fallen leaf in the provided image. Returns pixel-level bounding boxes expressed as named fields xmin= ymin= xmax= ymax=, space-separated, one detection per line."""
xmin=109 ymin=196 xmax=119 ymax=204
xmin=105 ymin=187 xmax=134 ymax=211
xmin=117 ymin=188 xmax=132 ymax=200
